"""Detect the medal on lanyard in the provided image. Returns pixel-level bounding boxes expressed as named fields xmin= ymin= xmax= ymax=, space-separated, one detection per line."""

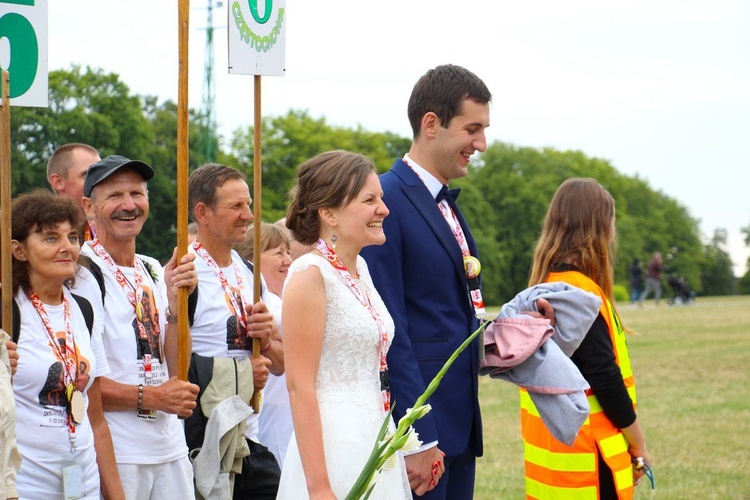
xmin=403 ymin=156 xmax=487 ymax=318
xmin=89 ymin=239 xmax=158 ymax=394
xmin=66 ymin=383 xmax=85 ymax=425
xmin=27 ymin=291 xmax=85 ymax=431
xmin=464 ymin=256 xmax=486 ymax=318
xmin=464 ymin=256 xmax=481 ymax=282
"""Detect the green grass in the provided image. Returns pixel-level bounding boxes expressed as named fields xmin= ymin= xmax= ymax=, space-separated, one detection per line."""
xmin=475 ymin=296 xmax=750 ymax=499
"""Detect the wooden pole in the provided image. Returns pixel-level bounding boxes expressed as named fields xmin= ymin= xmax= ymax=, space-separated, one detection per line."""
xmin=1 ymin=71 xmax=12 ymax=335
xmin=250 ymin=74 xmax=262 ymax=412
xmin=176 ymin=0 xmax=190 ymax=381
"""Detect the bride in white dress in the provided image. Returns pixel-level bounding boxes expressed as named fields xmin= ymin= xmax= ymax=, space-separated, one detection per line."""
xmin=277 ymin=151 xmax=411 ymax=499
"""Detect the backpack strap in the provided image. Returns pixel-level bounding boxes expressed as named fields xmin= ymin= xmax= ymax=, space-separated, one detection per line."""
xmin=188 ymin=286 xmax=199 ymax=327
xmin=71 ymin=293 xmax=95 ymax=336
xmin=78 ymin=255 xmax=106 ymax=303
xmin=11 ymin=299 xmax=20 ymax=344
xmin=239 ymin=258 xmax=267 ymax=297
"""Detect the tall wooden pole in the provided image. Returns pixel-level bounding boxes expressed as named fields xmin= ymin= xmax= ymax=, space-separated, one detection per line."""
xmin=250 ymin=74 xmax=262 ymax=412
xmin=1 ymin=71 xmax=12 ymax=335
xmin=176 ymin=0 xmax=190 ymax=381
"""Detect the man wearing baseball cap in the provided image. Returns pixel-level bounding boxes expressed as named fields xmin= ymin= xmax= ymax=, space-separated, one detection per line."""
xmin=80 ymin=155 xmax=200 ymax=498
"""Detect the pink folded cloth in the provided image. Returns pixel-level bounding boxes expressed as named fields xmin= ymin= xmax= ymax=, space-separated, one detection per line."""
xmin=482 ymin=317 xmax=553 ymax=372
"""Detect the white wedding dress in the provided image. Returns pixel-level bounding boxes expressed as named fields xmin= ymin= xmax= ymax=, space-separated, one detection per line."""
xmin=276 ymin=254 xmax=411 ymax=499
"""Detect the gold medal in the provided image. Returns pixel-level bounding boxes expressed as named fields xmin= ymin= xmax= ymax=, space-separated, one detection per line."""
xmin=463 ymin=256 xmax=481 ymax=279
xmin=136 ymin=302 xmax=144 ymax=322
xmin=69 ymin=387 xmax=85 ymax=425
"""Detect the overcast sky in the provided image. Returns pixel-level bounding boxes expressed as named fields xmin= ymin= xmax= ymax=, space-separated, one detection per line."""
xmin=34 ymin=0 xmax=750 ymax=274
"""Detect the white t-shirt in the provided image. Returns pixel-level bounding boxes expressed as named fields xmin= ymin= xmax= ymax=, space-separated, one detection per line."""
xmin=256 ymin=290 xmax=293 ymax=466
xmin=80 ymin=243 xmax=188 ymax=465
xmin=13 ymin=287 xmax=110 ymax=497
xmin=189 ymin=248 xmax=273 ymax=441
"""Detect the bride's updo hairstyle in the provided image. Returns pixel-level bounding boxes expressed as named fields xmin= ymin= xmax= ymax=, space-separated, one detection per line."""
xmin=286 ymin=150 xmax=376 ymax=245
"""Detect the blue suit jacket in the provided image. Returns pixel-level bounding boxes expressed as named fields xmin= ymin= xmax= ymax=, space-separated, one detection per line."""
xmin=361 ymin=159 xmax=483 ymax=457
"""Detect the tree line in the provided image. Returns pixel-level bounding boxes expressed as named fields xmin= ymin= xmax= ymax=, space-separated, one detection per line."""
xmin=9 ymin=67 xmax=745 ymax=303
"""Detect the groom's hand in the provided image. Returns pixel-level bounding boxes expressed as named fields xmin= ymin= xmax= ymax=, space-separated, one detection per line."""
xmin=405 ymin=446 xmax=445 ymax=496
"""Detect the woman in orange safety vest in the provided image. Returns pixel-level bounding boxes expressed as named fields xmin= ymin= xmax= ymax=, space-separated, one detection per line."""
xmin=521 ymin=178 xmax=652 ymax=499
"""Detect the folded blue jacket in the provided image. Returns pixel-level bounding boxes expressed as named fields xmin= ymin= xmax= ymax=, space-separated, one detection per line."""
xmin=480 ymin=282 xmax=602 ymax=445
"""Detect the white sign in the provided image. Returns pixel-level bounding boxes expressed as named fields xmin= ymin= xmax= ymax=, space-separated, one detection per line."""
xmin=228 ymin=0 xmax=286 ymax=76
xmin=0 ymin=0 xmax=47 ymax=107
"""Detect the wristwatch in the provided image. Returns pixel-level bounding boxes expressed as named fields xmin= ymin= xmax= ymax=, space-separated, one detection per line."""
xmin=165 ymin=306 xmax=177 ymax=324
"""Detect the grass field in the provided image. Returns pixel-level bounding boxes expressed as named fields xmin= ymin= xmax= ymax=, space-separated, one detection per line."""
xmin=474 ymin=296 xmax=750 ymax=499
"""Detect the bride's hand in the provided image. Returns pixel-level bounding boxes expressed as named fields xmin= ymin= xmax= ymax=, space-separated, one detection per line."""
xmin=405 ymin=447 xmax=445 ymax=495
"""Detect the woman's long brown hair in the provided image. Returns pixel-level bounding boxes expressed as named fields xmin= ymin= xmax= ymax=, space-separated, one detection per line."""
xmin=529 ymin=178 xmax=617 ymax=303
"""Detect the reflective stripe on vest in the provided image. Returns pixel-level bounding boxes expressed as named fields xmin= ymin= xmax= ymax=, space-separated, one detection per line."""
xmin=526 ymin=476 xmax=598 ymax=499
xmin=520 ymin=271 xmax=636 ymax=500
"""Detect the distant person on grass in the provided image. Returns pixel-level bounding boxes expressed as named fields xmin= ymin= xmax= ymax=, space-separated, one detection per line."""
xmin=629 ymin=258 xmax=644 ymax=305
xmin=640 ymin=252 xmax=663 ymax=306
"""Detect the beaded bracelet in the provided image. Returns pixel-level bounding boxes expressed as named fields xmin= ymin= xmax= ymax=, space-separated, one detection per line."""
xmin=137 ymin=384 xmax=144 ymax=411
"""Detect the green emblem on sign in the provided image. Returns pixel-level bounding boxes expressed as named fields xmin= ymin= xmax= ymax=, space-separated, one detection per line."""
xmin=248 ymin=0 xmax=272 ymax=24
xmin=0 ymin=12 xmax=39 ymax=98
xmin=232 ymin=1 xmax=284 ymax=53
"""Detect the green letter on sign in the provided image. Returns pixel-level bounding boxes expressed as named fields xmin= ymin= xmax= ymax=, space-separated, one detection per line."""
xmin=248 ymin=0 xmax=272 ymax=24
xmin=0 ymin=12 xmax=39 ymax=98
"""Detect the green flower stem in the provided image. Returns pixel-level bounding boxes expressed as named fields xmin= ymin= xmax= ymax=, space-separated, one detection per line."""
xmin=346 ymin=320 xmax=490 ymax=499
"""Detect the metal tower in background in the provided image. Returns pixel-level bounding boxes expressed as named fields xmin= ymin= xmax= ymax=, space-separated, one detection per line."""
xmin=201 ymin=0 xmax=222 ymax=162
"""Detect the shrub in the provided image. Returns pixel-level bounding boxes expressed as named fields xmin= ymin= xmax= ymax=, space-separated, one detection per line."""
xmin=613 ymin=284 xmax=629 ymax=303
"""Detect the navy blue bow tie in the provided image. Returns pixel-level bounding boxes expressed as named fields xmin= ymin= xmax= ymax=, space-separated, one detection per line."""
xmin=436 ymin=185 xmax=460 ymax=203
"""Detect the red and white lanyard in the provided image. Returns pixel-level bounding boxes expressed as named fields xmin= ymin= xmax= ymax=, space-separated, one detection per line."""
xmin=27 ymin=290 xmax=79 ymax=446
xmin=191 ymin=240 xmax=248 ymax=332
xmin=89 ymin=238 xmax=156 ymax=381
xmin=316 ymin=238 xmax=391 ymax=412
xmin=403 ymin=156 xmax=486 ymax=317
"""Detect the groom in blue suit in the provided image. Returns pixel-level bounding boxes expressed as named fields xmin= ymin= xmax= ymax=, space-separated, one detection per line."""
xmin=361 ymin=65 xmax=491 ymax=499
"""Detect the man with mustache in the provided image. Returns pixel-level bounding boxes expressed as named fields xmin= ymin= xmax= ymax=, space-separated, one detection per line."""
xmin=80 ymin=155 xmax=200 ymax=499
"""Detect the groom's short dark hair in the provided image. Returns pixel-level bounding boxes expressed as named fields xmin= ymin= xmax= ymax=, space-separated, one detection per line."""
xmin=407 ymin=64 xmax=492 ymax=139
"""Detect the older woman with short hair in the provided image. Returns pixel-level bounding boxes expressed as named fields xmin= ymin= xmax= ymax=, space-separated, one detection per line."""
xmin=10 ymin=190 xmax=124 ymax=499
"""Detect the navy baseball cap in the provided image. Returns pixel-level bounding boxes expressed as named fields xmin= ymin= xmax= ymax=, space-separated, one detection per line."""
xmin=83 ymin=155 xmax=155 ymax=197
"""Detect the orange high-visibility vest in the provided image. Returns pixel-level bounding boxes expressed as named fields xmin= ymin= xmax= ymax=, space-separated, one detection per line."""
xmin=520 ymin=271 xmax=636 ymax=499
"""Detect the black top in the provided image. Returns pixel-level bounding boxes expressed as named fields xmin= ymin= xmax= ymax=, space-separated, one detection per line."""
xmin=554 ymin=264 xmax=637 ymax=429
xmin=571 ymin=314 xmax=636 ymax=429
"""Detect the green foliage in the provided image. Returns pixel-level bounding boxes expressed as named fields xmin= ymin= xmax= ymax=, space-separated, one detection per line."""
xmin=698 ymin=229 xmax=736 ymax=296
xmin=613 ymin=284 xmax=629 ymax=303
xmin=738 ymin=272 xmax=750 ymax=295
xmin=227 ymin=110 xmax=410 ymax=223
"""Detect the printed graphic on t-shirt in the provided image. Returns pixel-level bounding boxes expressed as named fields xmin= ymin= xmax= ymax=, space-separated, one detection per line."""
xmin=133 ymin=286 xmax=163 ymax=362
xmin=38 ymin=330 xmax=91 ymax=426
xmin=226 ymin=286 xmax=251 ymax=351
